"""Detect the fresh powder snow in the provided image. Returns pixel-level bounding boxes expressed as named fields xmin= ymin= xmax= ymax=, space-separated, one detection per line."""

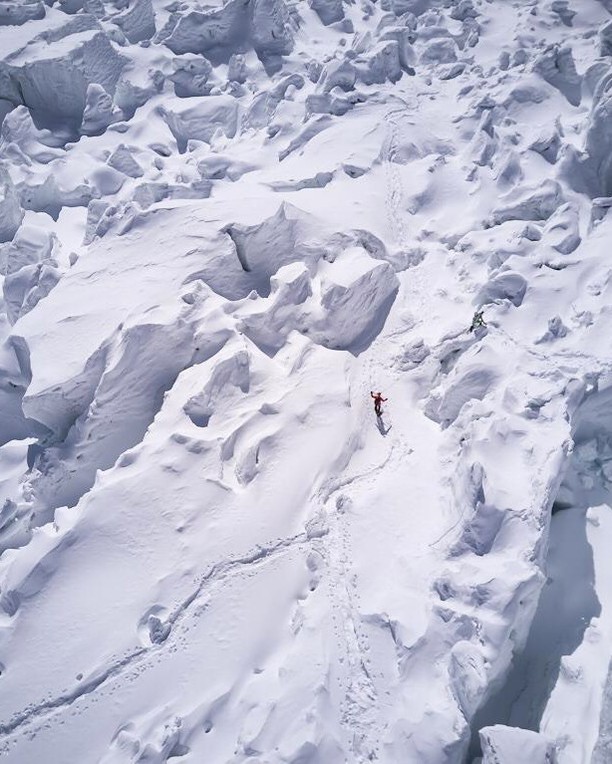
xmin=0 ymin=0 xmax=612 ymax=762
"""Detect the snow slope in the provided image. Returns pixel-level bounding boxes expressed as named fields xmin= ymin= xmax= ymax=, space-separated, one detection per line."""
xmin=2 ymin=0 xmax=612 ymax=762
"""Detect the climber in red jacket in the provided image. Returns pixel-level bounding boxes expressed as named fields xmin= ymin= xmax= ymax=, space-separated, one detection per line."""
xmin=370 ymin=391 xmax=387 ymax=417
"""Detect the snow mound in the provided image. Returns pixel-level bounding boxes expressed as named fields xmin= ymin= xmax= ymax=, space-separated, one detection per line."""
xmin=159 ymin=95 xmax=239 ymax=152
xmin=480 ymin=725 xmax=557 ymax=764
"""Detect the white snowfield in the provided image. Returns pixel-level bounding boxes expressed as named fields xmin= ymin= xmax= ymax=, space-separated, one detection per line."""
xmin=2 ymin=0 xmax=612 ymax=762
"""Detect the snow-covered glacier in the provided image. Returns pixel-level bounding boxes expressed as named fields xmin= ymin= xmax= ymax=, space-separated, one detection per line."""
xmin=2 ymin=0 xmax=612 ymax=762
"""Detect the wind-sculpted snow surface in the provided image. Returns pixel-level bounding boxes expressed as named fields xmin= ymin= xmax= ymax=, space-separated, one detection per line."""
xmin=3 ymin=1 xmax=612 ymax=763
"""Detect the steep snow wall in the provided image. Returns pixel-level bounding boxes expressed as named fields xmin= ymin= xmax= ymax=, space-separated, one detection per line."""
xmin=0 ymin=20 xmax=127 ymax=129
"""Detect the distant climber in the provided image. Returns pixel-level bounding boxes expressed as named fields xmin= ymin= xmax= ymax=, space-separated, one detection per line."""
xmin=370 ymin=391 xmax=387 ymax=417
xmin=469 ymin=310 xmax=486 ymax=333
